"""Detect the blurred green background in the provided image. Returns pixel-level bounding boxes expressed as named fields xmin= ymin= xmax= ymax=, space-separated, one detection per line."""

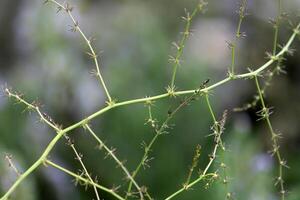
xmin=1 ymin=0 xmax=300 ymax=199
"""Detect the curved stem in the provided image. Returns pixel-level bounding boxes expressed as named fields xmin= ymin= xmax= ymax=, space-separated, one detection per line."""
xmin=85 ymin=125 xmax=147 ymax=200
xmin=1 ymin=24 xmax=299 ymax=199
xmin=45 ymin=160 xmax=125 ymax=200
xmin=49 ymin=0 xmax=112 ymax=102
xmin=0 ymin=130 xmax=65 ymax=200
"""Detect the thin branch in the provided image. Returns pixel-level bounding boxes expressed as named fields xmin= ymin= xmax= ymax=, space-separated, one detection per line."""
xmin=4 ymin=88 xmax=61 ymax=132
xmin=170 ymin=1 xmax=207 ymax=88
xmin=65 ymin=136 xmax=101 ymax=200
xmin=164 ymin=95 xmax=227 ymax=200
xmin=3 ymin=88 xmax=100 ymax=200
xmin=4 ymin=154 xmax=22 ymax=177
xmin=45 ymin=159 xmax=125 ymax=200
xmin=84 ymin=124 xmax=147 ymax=200
xmin=1 ymin=22 xmax=299 ymax=200
xmin=229 ymin=0 xmax=247 ymax=75
xmin=126 ymin=88 xmax=202 ymax=199
xmin=254 ymin=76 xmax=286 ymax=199
xmin=47 ymin=0 xmax=112 ymax=103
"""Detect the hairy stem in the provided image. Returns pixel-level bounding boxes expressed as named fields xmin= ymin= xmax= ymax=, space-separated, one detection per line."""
xmin=68 ymin=139 xmax=101 ymax=200
xmin=165 ymin=94 xmax=226 ymax=200
xmin=170 ymin=1 xmax=207 ymax=87
xmin=48 ymin=0 xmax=112 ymax=103
xmin=84 ymin=125 xmax=147 ymax=200
xmin=254 ymin=76 xmax=286 ymax=199
xmin=45 ymin=160 xmax=125 ymax=200
xmin=1 ymin=24 xmax=299 ymax=199
xmin=230 ymin=0 xmax=247 ymax=75
xmin=126 ymin=91 xmax=201 ymax=198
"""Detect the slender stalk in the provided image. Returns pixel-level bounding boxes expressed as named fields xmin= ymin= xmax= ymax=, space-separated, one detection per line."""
xmin=170 ymin=1 xmax=207 ymax=88
xmin=165 ymin=94 xmax=226 ymax=200
xmin=5 ymin=88 xmax=100 ymax=200
xmin=0 ymin=130 xmax=65 ymax=200
xmin=205 ymin=94 xmax=217 ymax=122
xmin=170 ymin=7 xmax=196 ymax=87
xmin=1 ymin=24 xmax=299 ymax=200
xmin=183 ymin=145 xmax=201 ymax=187
xmin=45 ymin=160 xmax=125 ymax=200
xmin=165 ymin=173 xmax=215 ymax=200
xmin=236 ymin=23 xmax=300 ymax=79
xmin=273 ymin=0 xmax=282 ymax=56
xmin=4 ymin=154 xmax=22 ymax=177
xmin=48 ymin=0 xmax=112 ymax=103
xmin=4 ymin=88 xmax=60 ymax=132
xmin=234 ymin=0 xmax=283 ymax=112
xmin=68 ymin=139 xmax=101 ymax=200
xmin=126 ymin=91 xmax=201 ymax=198
xmin=84 ymin=125 xmax=146 ymax=200
xmin=230 ymin=0 xmax=247 ymax=75
xmin=254 ymin=76 xmax=286 ymax=199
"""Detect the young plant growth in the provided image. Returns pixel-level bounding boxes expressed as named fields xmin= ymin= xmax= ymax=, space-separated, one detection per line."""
xmin=1 ymin=0 xmax=299 ymax=199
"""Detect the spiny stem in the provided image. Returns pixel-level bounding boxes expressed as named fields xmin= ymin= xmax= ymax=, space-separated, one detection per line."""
xmin=4 ymin=154 xmax=22 ymax=177
xmin=230 ymin=0 xmax=247 ymax=75
xmin=183 ymin=145 xmax=201 ymax=188
xmin=170 ymin=1 xmax=207 ymax=88
xmin=67 ymin=137 xmax=101 ymax=200
xmin=45 ymin=160 xmax=125 ymax=200
xmin=4 ymin=88 xmax=100 ymax=200
xmin=273 ymin=0 xmax=282 ymax=56
xmin=0 ymin=130 xmax=65 ymax=200
xmin=234 ymin=0 xmax=285 ymax=112
xmin=4 ymin=88 xmax=61 ymax=132
xmin=234 ymin=61 xmax=284 ymax=111
xmin=84 ymin=125 xmax=147 ymax=200
xmin=1 ymin=23 xmax=299 ymax=199
xmin=48 ymin=0 xmax=112 ymax=103
xmin=254 ymin=76 xmax=286 ymax=199
xmin=165 ymin=95 xmax=227 ymax=200
xmin=236 ymin=22 xmax=300 ymax=79
xmin=126 ymin=91 xmax=201 ymax=199
xmin=164 ymin=173 xmax=216 ymax=200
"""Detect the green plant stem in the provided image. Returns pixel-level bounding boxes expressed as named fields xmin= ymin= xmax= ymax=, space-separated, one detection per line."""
xmin=84 ymin=125 xmax=147 ymax=200
xmin=164 ymin=173 xmax=215 ymax=200
xmin=4 ymin=88 xmax=60 ymax=131
xmin=236 ymin=23 xmax=299 ymax=79
xmin=165 ymin=94 xmax=225 ymax=200
xmin=126 ymin=92 xmax=200 ymax=198
xmin=205 ymin=94 xmax=217 ymax=122
xmin=1 ymin=24 xmax=299 ymax=199
xmin=252 ymin=8 xmax=286 ymax=199
xmin=273 ymin=0 xmax=282 ymax=56
xmin=234 ymin=0 xmax=284 ymax=112
xmin=183 ymin=145 xmax=201 ymax=187
xmin=148 ymin=105 xmax=153 ymax=121
xmin=273 ymin=26 xmax=279 ymax=56
xmin=170 ymin=4 xmax=204 ymax=88
xmin=49 ymin=0 xmax=112 ymax=103
xmin=254 ymin=76 xmax=285 ymax=199
xmin=0 ymin=130 xmax=64 ymax=200
xmin=4 ymin=154 xmax=22 ymax=177
xmin=45 ymin=160 xmax=125 ymax=200
xmin=230 ymin=0 xmax=247 ymax=75
xmin=125 ymin=131 xmax=159 ymax=199
xmin=68 ymin=140 xmax=101 ymax=200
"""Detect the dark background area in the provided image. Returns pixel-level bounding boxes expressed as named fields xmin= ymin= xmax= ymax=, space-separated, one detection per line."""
xmin=1 ymin=0 xmax=300 ymax=199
